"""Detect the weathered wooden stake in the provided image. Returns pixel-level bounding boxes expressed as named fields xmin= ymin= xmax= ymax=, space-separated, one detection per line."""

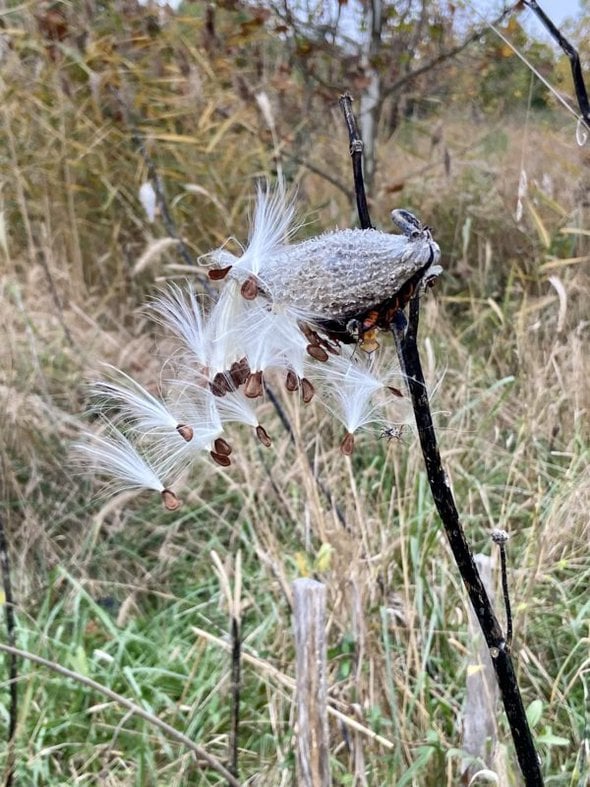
xmin=292 ymin=578 xmax=331 ymax=787
xmin=462 ymin=554 xmax=501 ymax=782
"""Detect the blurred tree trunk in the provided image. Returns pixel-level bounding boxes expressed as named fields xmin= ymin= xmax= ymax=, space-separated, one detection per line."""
xmin=359 ymin=0 xmax=383 ymax=190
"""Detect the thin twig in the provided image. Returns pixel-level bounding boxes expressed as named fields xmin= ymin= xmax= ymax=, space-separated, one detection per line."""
xmin=282 ymin=150 xmax=353 ymax=200
xmin=0 ymin=516 xmax=17 ymax=787
xmin=229 ymin=614 xmax=241 ymax=782
xmin=0 ymin=643 xmax=241 ymax=787
xmin=523 ymin=0 xmax=590 ymax=127
xmin=492 ymin=529 xmax=513 ymax=651
xmin=391 ymin=299 xmax=543 ymax=786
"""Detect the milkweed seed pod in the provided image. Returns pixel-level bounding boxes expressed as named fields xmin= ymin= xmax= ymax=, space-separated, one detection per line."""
xmin=254 ymin=215 xmax=441 ymax=323
xmin=206 ymin=186 xmax=442 ymax=327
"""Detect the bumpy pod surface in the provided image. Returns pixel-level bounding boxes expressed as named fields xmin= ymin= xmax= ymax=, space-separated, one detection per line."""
xmin=257 ymin=226 xmax=440 ymax=320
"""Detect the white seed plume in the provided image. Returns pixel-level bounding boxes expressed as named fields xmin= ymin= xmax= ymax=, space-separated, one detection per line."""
xmin=208 ymin=181 xmax=298 ymax=281
xmin=211 ymin=388 xmax=259 ymax=428
xmin=235 ymin=299 xmax=308 ymax=377
xmin=92 ymin=367 xmax=181 ymax=434
xmin=312 ymin=351 xmax=397 ymax=436
xmin=74 ymin=426 xmax=167 ymax=495
xmin=150 ymin=284 xmax=209 ymax=367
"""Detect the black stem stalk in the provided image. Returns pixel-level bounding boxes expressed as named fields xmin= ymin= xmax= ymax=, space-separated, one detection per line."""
xmin=493 ymin=530 xmax=514 ymax=651
xmin=338 ymin=94 xmax=374 ymax=230
xmin=523 ymin=0 xmax=590 ymax=126
xmin=0 ymin=515 xmax=17 ymax=787
xmin=228 ymin=615 xmax=240 ymax=782
xmin=500 ymin=543 xmax=513 ymax=649
xmin=392 ymin=300 xmax=543 ymax=785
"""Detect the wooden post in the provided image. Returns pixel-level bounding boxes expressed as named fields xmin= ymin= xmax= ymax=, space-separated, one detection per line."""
xmin=462 ymin=554 xmax=503 ymax=782
xmin=292 ymin=578 xmax=331 ymax=787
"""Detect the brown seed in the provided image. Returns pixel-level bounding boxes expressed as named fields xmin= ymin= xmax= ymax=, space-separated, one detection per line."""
xmin=244 ymin=370 xmax=263 ymax=398
xmin=176 ymin=424 xmax=194 ymax=442
xmin=210 ymin=451 xmax=231 ymax=467
xmin=299 ymin=322 xmax=316 ymax=342
xmin=256 ymin=424 xmax=272 ymax=447
xmin=240 ymin=276 xmax=259 ymax=300
xmin=214 ymin=437 xmax=232 ymax=456
xmin=388 ymin=386 xmax=404 ymax=398
xmin=306 ymin=344 xmax=329 ymax=362
xmin=210 ymin=372 xmax=230 ymax=397
xmin=208 ymin=265 xmax=232 ymax=280
xmin=285 ymin=370 xmax=299 ymax=392
xmin=161 ymin=489 xmax=182 ymax=511
xmin=300 ymin=377 xmax=315 ymax=404
xmin=323 ymin=339 xmax=341 ymax=356
xmin=230 ymin=357 xmax=250 ymax=387
xmin=340 ymin=432 xmax=355 ymax=456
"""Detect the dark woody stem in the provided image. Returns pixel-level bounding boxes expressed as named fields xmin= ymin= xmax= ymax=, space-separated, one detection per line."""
xmin=338 ymin=94 xmax=374 ymax=230
xmin=339 ymin=93 xmax=543 ymax=782
xmin=391 ymin=300 xmax=543 ymax=786
xmin=0 ymin=515 xmax=17 ymax=787
xmin=523 ymin=0 xmax=590 ymax=127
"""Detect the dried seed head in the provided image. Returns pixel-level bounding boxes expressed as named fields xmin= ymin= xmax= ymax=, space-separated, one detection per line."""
xmin=240 ymin=276 xmax=259 ymax=300
xmin=214 ymin=437 xmax=232 ymax=456
xmin=306 ymin=344 xmax=329 ymax=362
xmin=300 ymin=377 xmax=315 ymax=404
xmin=211 ymin=451 xmax=231 ymax=467
xmin=491 ymin=528 xmax=510 ymax=545
xmin=244 ymin=370 xmax=264 ymax=398
xmin=256 ymin=424 xmax=272 ymax=447
xmin=176 ymin=424 xmax=194 ymax=441
xmin=161 ymin=489 xmax=182 ymax=511
xmin=208 ymin=265 xmax=232 ymax=280
xmin=340 ymin=432 xmax=355 ymax=456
